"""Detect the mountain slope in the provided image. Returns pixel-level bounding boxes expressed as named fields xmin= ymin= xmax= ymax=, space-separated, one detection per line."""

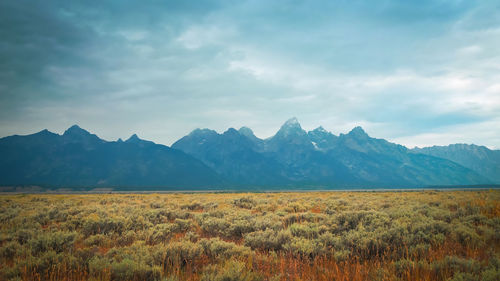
xmin=0 ymin=126 xmax=222 ymax=189
xmin=263 ymin=118 xmax=359 ymax=185
xmin=412 ymin=144 xmax=500 ymax=182
xmin=307 ymin=126 xmax=338 ymax=151
xmin=172 ymin=128 xmax=289 ymax=186
xmin=316 ymin=126 xmax=487 ymax=187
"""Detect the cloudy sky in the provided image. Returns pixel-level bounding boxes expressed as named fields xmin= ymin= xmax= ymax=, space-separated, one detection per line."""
xmin=1 ymin=0 xmax=499 ymax=148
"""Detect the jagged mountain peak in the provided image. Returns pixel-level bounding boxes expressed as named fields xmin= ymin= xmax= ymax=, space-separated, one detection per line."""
xmin=223 ymin=128 xmax=239 ymax=136
xmin=238 ymin=126 xmax=264 ymax=147
xmin=312 ymin=126 xmax=327 ymax=133
xmin=23 ymin=129 xmax=59 ymax=140
xmin=189 ymin=128 xmax=218 ymax=137
xmin=36 ymin=129 xmax=55 ymax=136
xmin=307 ymin=126 xmax=338 ymax=151
xmin=275 ymin=117 xmax=307 ymax=138
xmin=62 ymin=125 xmax=102 ymax=145
xmin=266 ymin=118 xmax=313 ymax=152
xmin=309 ymin=126 xmax=334 ymax=137
xmin=282 ymin=117 xmax=301 ymax=128
xmin=125 ymin=134 xmax=156 ymax=146
xmin=126 ymin=134 xmax=140 ymax=142
xmin=448 ymin=143 xmax=488 ymax=151
xmin=63 ymin=124 xmax=91 ymax=136
xmin=414 ymin=143 xmax=491 ymax=152
xmin=347 ymin=126 xmax=369 ymax=138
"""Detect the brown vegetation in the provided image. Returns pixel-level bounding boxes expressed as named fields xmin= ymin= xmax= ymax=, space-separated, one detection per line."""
xmin=0 ymin=190 xmax=499 ymax=281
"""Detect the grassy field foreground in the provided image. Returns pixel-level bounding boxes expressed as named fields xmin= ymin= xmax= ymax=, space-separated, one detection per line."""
xmin=0 ymin=191 xmax=499 ymax=281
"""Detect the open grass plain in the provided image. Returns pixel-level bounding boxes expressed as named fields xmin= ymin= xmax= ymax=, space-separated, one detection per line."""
xmin=0 ymin=190 xmax=499 ymax=281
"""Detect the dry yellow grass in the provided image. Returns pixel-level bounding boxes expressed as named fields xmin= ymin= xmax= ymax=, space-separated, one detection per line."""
xmin=0 ymin=190 xmax=499 ymax=281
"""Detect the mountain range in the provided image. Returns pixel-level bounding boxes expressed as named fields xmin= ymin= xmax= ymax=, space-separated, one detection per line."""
xmin=0 ymin=125 xmax=221 ymax=189
xmin=0 ymin=118 xmax=498 ymax=190
xmin=412 ymin=144 xmax=500 ymax=183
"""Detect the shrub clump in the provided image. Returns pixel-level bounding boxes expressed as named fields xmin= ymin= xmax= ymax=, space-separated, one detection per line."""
xmin=244 ymin=229 xmax=291 ymax=251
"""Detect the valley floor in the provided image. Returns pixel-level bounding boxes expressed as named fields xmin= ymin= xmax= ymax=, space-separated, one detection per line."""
xmin=0 ymin=191 xmax=499 ymax=281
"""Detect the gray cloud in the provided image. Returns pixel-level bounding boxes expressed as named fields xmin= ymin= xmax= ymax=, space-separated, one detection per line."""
xmin=0 ymin=0 xmax=499 ymax=149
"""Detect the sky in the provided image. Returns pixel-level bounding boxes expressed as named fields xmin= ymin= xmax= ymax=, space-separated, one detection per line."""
xmin=0 ymin=0 xmax=499 ymax=149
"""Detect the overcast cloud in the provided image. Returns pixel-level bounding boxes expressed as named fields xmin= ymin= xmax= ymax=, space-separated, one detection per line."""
xmin=0 ymin=0 xmax=499 ymax=148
